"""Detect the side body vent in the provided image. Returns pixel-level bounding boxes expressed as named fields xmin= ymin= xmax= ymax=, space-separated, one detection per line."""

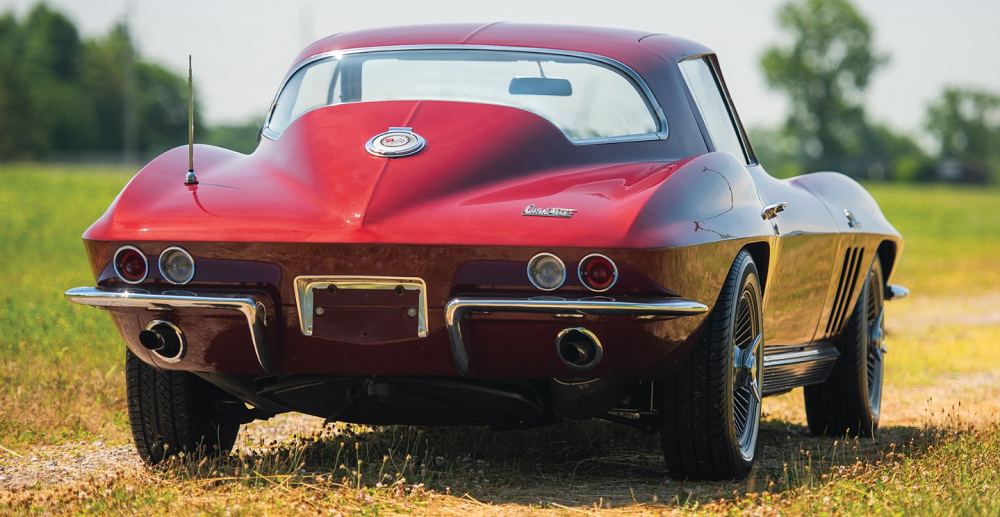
xmin=825 ymin=247 xmax=865 ymax=336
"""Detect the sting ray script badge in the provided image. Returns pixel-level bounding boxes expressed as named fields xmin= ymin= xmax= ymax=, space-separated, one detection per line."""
xmin=522 ymin=204 xmax=578 ymax=218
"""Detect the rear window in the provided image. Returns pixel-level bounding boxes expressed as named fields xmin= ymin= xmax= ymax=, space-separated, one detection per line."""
xmin=267 ymin=49 xmax=661 ymax=142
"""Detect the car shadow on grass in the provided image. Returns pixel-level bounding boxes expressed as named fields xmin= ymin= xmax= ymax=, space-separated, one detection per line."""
xmin=155 ymin=416 xmax=942 ymax=510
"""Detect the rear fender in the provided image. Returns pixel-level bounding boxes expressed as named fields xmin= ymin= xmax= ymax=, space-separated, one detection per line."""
xmin=628 ymin=152 xmax=772 ymax=249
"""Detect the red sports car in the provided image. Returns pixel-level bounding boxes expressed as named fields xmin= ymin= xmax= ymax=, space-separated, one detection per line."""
xmin=66 ymin=23 xmax=907 ymax=480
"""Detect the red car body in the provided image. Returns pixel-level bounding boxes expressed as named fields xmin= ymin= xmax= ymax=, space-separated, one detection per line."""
xmin=67 ymin=23 xmax=906 ymax=478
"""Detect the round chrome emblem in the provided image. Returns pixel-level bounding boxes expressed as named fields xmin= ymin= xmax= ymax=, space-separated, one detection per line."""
xmin=366 ymin=127 xmax=425 ymax=157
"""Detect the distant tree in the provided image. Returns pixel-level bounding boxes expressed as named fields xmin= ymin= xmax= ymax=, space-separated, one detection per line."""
xmin=748 ymin=126 xmax=800 ymax=178
xmin=925 ymin=87 xmax=1000 ymax=182
xmin=21 ymin=4 xmax=95 ymax=153
xmin=862 ymin=123 xmax=930 ymax=181
xmin=0 ymin=12 xmax=47 ymax=158
xmin=0 ymin=4 xmax=204 ymax=161
xmin=760 ymin=0 xmax=888 ymax=172
xmin=81 ymin=24 xmax=203 ymax=156
xmin=203 ymin=119 xmax=264 ymax=155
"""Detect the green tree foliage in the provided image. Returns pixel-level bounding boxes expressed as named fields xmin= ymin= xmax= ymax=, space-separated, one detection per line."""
xmin=760 ymin=0 xmax=888 ymax=171
xmin=203 ymin=119 xmax=263 ymax=155
xmin=925 ymin=87 xmax=1000 ymax=182
xmin=0 ymin=4 xmax=203 ymax=161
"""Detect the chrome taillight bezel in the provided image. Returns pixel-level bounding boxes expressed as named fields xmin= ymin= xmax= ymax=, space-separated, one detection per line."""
xmin=578 ymin=253 xmax=618 ymax=292
xmin=158 ymin=246 xmax=196 ymax=285
xmin=113 ymin=245 xmax=149 ymax=284
xmin=527 ymin=252 xmax=567 ymax=291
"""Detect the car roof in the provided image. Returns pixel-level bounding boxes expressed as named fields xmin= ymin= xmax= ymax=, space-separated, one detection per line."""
xmin=291 ymin=23 xmax=712 ymax=72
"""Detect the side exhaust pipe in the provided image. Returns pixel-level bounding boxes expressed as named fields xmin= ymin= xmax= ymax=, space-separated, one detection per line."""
xmin=555 ymin=327 xmax=603 ymax=371
xmin=139 ymin=320 xmax=186 ymax=362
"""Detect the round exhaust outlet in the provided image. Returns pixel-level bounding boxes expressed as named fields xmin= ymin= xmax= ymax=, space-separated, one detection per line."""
xmin=555 ymin=327 xmax=603 ymax=371
xmin=139 ymin=320 xmax=186 ymax=362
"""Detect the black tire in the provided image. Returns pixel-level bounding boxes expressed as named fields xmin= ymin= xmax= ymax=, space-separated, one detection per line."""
xmin=804 ymin=258 xmax=885 ymax=436
xmin=126 ymin=348 xmax=241 ymax=464
xmin=659 ymin=250 xmax=764 ymax=481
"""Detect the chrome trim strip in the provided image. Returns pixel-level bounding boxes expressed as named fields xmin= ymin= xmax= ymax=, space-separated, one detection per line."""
xmin=577 ymin=253 xmax=618 ymax=292
xmin=64 ymin=286 xmax=274 ymax=372
xmin=114 ymin=245 xmax=148 ymax=284
xmin=293 ymin=275 xmax=429 ymax=338
xmin=261 ymin=44 xmax=669 ymax=145
xmin=761 ymin=347 xmax=839 ymax=368
xmin=444 ymin=295 xmax=708 ymax=375
xmin=885 ymin=284 xmax=909 ymax=301
xmin=157 ymin=246 xmax=196 ymax=285
xmin=526 ymin=252 xmax=567 ymax=291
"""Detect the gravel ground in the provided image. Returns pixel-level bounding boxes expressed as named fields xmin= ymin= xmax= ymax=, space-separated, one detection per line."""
xmin=0 ymin=412 xmax=326 ymax=491
xmin=2 ymin=293 xmax=997 ymax=492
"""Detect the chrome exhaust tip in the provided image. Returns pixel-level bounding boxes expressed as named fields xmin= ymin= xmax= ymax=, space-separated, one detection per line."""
xmin=555 ymin=327 xmax=603 ymax=371
xmin=139 ymin=320 xmax=186 ymax=362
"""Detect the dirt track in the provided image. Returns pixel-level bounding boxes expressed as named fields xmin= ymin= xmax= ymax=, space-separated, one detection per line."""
xmin=3 ymin=294 xmax=998 ymax=494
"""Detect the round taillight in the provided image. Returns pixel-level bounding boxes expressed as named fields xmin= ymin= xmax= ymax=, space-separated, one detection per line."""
xmin=114 ymin=245 xmax=148 ymax=284
xmin=578 ymin=253 xmax=617 ymax=292
xmin=158 ymin=246 xmax=196 ymax=285
xmin=527 ymin=252 xmax=566 ymax=291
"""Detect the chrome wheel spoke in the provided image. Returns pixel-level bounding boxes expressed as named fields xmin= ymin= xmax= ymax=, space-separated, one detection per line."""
xmin=732 ymin=286 xmax=761 ymax=458
xmin=864 ymin=268 xmax=885 ymax=418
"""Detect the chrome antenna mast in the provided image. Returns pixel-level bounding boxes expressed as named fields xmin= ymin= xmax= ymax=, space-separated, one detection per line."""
xmin=184 ymin=54 xmax=198 ymax=185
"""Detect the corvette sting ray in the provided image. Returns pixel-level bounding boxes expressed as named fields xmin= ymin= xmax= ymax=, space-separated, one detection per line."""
xmin=65 ymin=23 xmax=907 ymax=480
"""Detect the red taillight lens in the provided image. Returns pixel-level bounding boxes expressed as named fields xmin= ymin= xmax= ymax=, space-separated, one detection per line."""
xmin=114 ymin=246 xmax=148 ymax=283
xmin=579 ymin=254 xmax=617 ymax=292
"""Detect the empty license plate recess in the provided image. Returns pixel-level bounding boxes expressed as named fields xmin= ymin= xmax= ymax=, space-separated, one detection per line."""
xmin=294 ymin=276 xmax=428 ymax=343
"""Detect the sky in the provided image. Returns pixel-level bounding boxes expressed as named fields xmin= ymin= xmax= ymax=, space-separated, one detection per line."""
xmin=3 ymin=0 xmax=999 ymax=138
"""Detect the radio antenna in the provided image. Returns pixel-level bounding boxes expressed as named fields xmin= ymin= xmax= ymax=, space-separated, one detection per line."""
xmin=184 ymin=54 xmax=198 ymax=185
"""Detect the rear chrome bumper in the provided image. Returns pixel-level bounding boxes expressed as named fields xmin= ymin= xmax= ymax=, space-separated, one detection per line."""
xmin=64 ymin=286 xmax=275 ymax=372
xmin=444 ymin=296 xmax=709 ymax=375
xmin=66 ymin=286 xmax=708 ymax=377
xmin=885 ymin=284 xmax=909 ymax=301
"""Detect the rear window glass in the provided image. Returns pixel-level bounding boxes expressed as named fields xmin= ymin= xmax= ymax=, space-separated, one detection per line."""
xmin=268 ymin=49 xmax=661 ymax=142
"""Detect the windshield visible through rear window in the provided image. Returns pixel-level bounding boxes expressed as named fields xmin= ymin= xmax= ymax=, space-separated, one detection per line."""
xmin=267 ymin=49 xmax=661 ymax=142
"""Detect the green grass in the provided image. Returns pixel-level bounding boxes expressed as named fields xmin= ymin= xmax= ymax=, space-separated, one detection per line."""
xmin=0 ymin=163 xmax=134 ymax=445
xmin=865 ymin=182 xmax=1000 ymax=297
xmin=1 ymin=165 xmax=999 ymax=516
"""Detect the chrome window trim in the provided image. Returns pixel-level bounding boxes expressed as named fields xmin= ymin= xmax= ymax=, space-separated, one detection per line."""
xmin=64 ymin=287 xmax=274 ymax=372
xmin=293 ymin=275 xmax=429 ymax=338
xmin=678 ymin=53 xmax=756 ymax=165
xmin=577 ymin=253 xmax=618 ymax=292
xmin=526 ymin=252 xmax=567 ymax=291
xmin=157 ymin=246 xmax=196 ymax=285
xmin=114 ymin=245 xmax=149 ymax=284
xmin=260 ymin=45 xmax=669 ymax=145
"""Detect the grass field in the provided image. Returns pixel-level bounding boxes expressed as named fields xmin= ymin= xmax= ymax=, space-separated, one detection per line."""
xmin=1 ymin=164 xmax=999 ymax=515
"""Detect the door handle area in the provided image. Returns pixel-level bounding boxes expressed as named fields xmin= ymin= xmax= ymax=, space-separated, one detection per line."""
xmin=761 ymin=202 xmax=788 ymax=220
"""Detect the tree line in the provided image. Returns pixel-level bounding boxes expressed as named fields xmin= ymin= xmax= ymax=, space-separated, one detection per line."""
xmin=754 ymin=0 xmax=1000 ymax=183
xmin=0 ymin=1 xmax=997 ymax=182
xmin=0 ymin=4 xmax=259 ymax=162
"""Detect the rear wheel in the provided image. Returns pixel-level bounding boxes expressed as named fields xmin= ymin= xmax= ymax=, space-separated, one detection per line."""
xmin=126 ymin=348 xmax=241 ymax=464
xmin=659 ymin=250 xmax=763 ymax=480
xmin=804 ymin=258 xmax=885 ymax=436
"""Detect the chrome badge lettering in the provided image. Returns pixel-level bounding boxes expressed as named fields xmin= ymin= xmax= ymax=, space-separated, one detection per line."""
xmin=522 ymin=204 xmax=578 ymax=218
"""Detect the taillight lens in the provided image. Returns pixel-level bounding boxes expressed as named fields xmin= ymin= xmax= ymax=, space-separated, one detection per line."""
xmin=114 ymin=246 xmax=148 ymax=284
xmin=578 ymin=253 xmax=617 ymax=292
xmin=527 ymin=252 xmax=566 ymax=291
xmin=159 ymin=246 xmax=196 ymax=285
